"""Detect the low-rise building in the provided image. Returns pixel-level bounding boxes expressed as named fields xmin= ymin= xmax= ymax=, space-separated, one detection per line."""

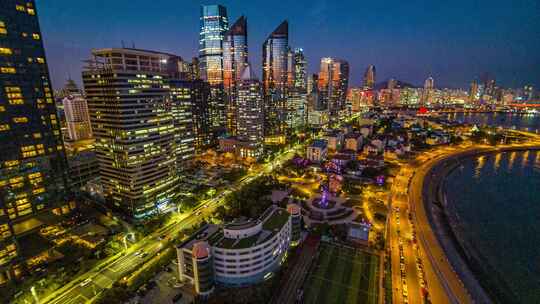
xmin=177 ymin=206 xmax=292 ymax=293
xmin=307 ymin=140 xmax=328 ymax=162
xmin=325 ymin=131 xmax=344 ymax=151
xmin=344 ymin=133 xmax=363 ymax=152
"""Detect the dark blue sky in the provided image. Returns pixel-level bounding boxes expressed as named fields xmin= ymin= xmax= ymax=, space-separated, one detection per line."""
xmin=37 ymin=0 xmax=540 ymax=90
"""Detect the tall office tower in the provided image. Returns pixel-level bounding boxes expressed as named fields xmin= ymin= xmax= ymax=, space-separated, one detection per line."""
xmin=0 ymin=0 xmax=72 ymax=284
xmin=469 ymin=80 xmax=479 ymax=103
xmin=190 ymin=57 xmax=200 ymax=80
xmin=423 ymin=76 xmax=434 ymax=104
xmin=363 ymin=65 xmax=376 ymax=89
xmin=82 ymin=48 xmax=182 ymax=219
xmin=169 ymin=80 xmax=196 ymax=166
xmin=318 ymin=57 xmax=349 ymax=118
xmin=424 ymin=76 xmax=434 ymax=90
xmin=62 ymin=81 xmax=92 ymax=141
xmin=307 ymin=73 xmax=317 ymax=96
xmin=223 ymin=16 xmax=248 ymax=136
xmin=262 ymin=20 xmax=289 ymax=136
xmin=236 ymin=64 xmax=264 ymax=157
xmin=387 ymin=78 xmax=397 ymax=90
xmin=199 ymin=4 xmax=228 ymax=85
xmin=287 ymin=48 xmax=307 ymax=128
xmin=181 ymin=79 xmax=212 ymax=152
xmin=293 ymin=48 xmax=307 ymax=91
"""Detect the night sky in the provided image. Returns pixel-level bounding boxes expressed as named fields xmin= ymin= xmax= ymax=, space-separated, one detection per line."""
xmin=36 ymin=0 xmax=540 ymax=90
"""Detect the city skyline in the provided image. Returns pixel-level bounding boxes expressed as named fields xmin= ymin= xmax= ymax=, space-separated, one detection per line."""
xmin=36 ymin=0 xmax=539 ymax=91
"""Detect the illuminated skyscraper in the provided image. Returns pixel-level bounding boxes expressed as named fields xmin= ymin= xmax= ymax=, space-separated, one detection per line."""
xmin=0 ymin=0 xmax=72 ymax=284
xmin=424 ymin=76 xmax=434 ymax=90
xmin=423 ymin=76 xmax=434 ymax=104
xmin=62 ymin=80 xmax=92 ymax=141
xmin=318 ymin=57 xmax=349 ymax=118
xmin=236 ymin=64 xmax=264 ymax=157
xmin=82 ymin=48 xmax=181 ymax=219
xmin=363 ymin=65 xmax=376 ymax=89
xmin=223 ymin=16 xmax=248 ymax=135
xmin=287 ymin=48 xmax=307 ymax=128
xmin=262 ymin=20 xmax=289 ymax=136
xmin=169 ymin=80 xmax=197 ymax=165
xmin=469 ymin=80 xmax=479 ymax=103
xmin=199 ymin=4 xmax=228 ymax=85
xmin=293 ymin=48 xmax=307 ymax=91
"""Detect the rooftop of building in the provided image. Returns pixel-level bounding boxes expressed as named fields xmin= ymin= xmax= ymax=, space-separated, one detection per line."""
xmin=179 ymin=206 xmax=290 ymax=251
xmin=310 ymin=139 xmax=328 ymax=149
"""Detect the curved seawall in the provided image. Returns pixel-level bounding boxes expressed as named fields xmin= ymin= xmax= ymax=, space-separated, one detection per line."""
xmin=421 ymin=146 xmax=540 ymax=303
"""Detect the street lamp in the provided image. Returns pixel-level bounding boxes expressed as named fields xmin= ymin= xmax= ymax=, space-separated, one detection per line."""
xmin=123 ymin=232 xmax=135 ymax=251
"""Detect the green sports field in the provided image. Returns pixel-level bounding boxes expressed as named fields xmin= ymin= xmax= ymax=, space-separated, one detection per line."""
xmin=303 ymin=242 xmax=380 ymax=304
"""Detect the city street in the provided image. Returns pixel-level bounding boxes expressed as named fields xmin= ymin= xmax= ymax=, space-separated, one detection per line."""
xmin=389 ymin=135 xmax=540 ymax=304
xmin=40 ymin=144 xmax=304 ymax=304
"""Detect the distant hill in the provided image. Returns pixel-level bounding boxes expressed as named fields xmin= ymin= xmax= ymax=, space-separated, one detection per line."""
xmin=374 ymin=79 xmax=418 ymax=90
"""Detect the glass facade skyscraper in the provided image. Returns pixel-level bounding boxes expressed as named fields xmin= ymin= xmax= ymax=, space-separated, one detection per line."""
xmin=318 ymin=57 xmax=349 ymax=119
xmin=0 ymin=0 xmax=72 ymax=284
xmin=262 ymin=20 xmax=289 ymax=136
xmin=223 ymin=16 xmax=248 ymax=136
xmin=199 ymin=5 xmax=228 ymax=86
xmin=363 ymin=65 xmax=376 ymax=89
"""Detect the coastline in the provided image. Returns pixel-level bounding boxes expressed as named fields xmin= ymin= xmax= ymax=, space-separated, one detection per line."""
xmin=420 ymin=146 xmax=540 ymax=303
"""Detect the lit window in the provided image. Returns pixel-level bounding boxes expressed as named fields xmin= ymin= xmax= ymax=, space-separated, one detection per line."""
xmin=21 ymin=32 xmax=28 ymax=37
xmin=27 ymin=57 xmax=33 ymax=63
xmin=13 ymin=117 xmax=28 ymax=123
xmin=0 ymin=106 xmax=4 ymax=112
xmin=0 ymin=48 xmax=12 ymax=55
xmin=36 ymin=57 xmax=44 ymax=63
xmin=1 ymin=67 xmax=16 ymax=74
xmin=15 ymin=5 xmax=25 ymax=12
xmin=32 ymin=33 xmax=40 ymax=40
xmin=33 ymin=133 xmax=41 ymax=139
xmin=27 ymin=8 xmax=35 ymax=15
xmin=9 ymin=99 xmax=23 ymax=105
xmin=4 ymin=86 xmax=20 ymax=92
xmin=0 ymin=124 xmax=10 ymax=131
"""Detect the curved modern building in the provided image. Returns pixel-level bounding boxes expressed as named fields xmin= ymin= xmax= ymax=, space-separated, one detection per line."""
xmin=177 ymin=206 xmax=292 ymax=291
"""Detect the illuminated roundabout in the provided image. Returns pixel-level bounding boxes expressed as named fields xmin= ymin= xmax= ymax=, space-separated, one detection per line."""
xmin=408 ymin=142 xmax=540 ymax=304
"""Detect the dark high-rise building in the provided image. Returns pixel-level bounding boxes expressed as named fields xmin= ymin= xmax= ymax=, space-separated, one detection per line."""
xmin=318 ymin=57 xmax=349 ymax=118
xmin=82 ymin=48 xmax=182 ymax=219
xmin=223 ymin=16 xmax=248 ymax=136
xmin=0 ymin=0 xmax=73 ymax=284
xmin=262 ymin=20 xmax=289 ymax=136
xmin=363 ymin=65 xmax=376 ymax=89
xmin=199 ymin=4 xmax=228 ymax=86
xmin=174 ymin=79 xmax=212 ymax=153
xmin=288 ymin=48 xmax=307 ymax=128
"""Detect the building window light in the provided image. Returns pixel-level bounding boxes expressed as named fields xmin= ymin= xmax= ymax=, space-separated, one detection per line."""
xmin=1 ymin=67 xmax=16 ymax=74
xmin=15 ymin=5 xmax=25 ymax=12
xmin=32 ymin=33 xmax=40 ymax=40
xmin=36 ymin=57 xmax=44 ymax=63
xmin=27 ymin=8 xmax=35 ymax=15
xmin=0 ymin=48 xmax=12 ymax=55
